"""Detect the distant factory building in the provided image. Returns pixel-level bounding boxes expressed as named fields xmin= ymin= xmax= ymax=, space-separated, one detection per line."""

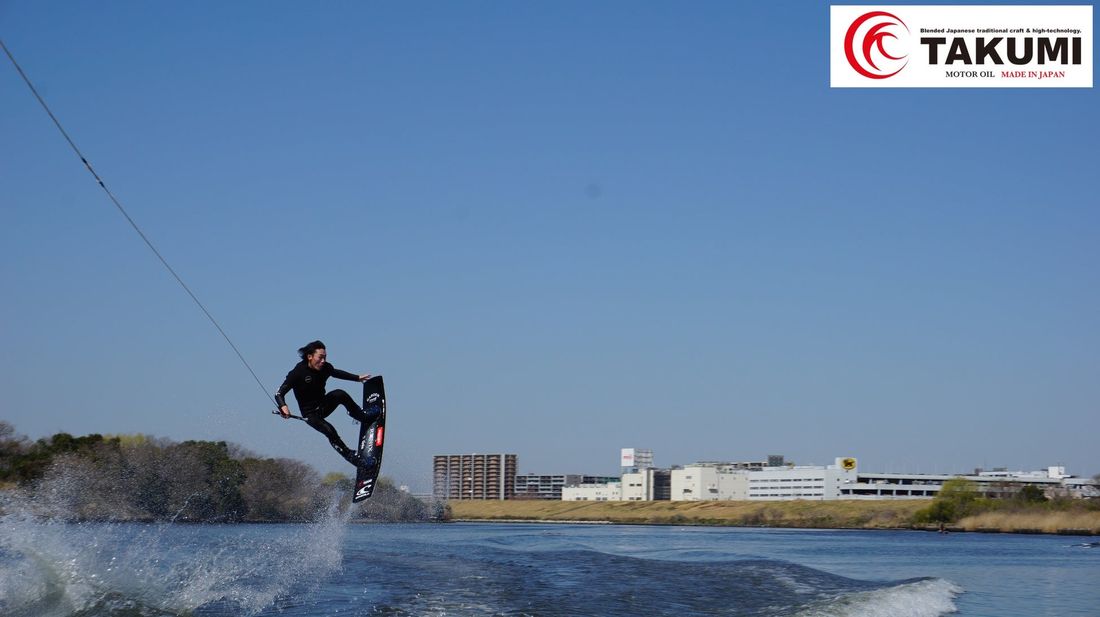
xmin=565 ymin=451 xmax=1099 ymax=502
xmin=562 ymin=481 xmax=622 ymax=501
xmin=434 ymin=448 xmax=1098 ymax=503
xmin=747 ymin=458 xmax=860 ymax=500
xmin=841 ymin=466 xmax=1099 ymax=500
xmin=670 ymin=464 xmax=750 ymax=501
xmin=622 ymin=467 xmax=672 ymax=500
xmin=433 ymin=454 xmax=517 ymax=500
xmin=515 ymin=474 xmax=620 ymax=500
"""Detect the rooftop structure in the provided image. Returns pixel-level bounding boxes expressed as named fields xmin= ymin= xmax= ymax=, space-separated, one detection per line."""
xmin=621 ymin=448 xmax=653 ymax=472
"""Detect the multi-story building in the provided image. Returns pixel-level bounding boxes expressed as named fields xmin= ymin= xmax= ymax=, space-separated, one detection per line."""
xmin=433 ymin=453 xmax=517 ymax=500
xmin=841 ymin=466 xmax=1100 ymax=499
xmin=562 ymin=481 xmax=622 ymax=501
xmin=435 ymin=448 xmax=1098 ymax=503
xmin=670 ymin=463 xmax=750 ymax=501
xmin=515 ymin=474 xmax=620 ymax=500
xmin=569 ymin=454 xmax=1099 ymax=502
xmin=621 ymin=467 xmax=672 ymax=500
xmin=746 ymin=458 xmax=859 ymax=500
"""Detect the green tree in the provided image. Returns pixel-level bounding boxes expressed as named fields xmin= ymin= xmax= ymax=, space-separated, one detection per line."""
xmin=1 ymin=430 xmax=108 ymax=484
xmin=0 ymin=421 xmax=29 ymax=484
xmin=173 ymin=440 xmax=246 ymax=521
xmin=913 ymin=477 xmax=984 ymax=524
xmin=2 ymin=423 xmax=372 ymax=523
xmin=239 ymin=457 xmax=323 ymax=521
xmin=353 ymin=477 xmax=434 ymax=522
xmin=1014 ymin=484 xmax=1048 ymax=504
xmin=322 ymin=471 xmax=353 ymax=493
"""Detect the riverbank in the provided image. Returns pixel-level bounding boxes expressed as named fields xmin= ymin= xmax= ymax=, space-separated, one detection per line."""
xmin=449 ymin=499 xmax=926 ymax=529
xmin=448 ymin=499 xmax=1100 ymax=534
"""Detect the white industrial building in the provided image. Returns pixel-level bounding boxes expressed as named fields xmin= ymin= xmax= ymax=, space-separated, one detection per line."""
xmin=666 ymin=458 xmax=859 ymax=502
xmin=559 ymin=448 xmax=1098 ymax=502
xmin=746 ymin=458 xmax=859 ymax=500
xmin=621 ymin=469 xmax=649 ymax=501
xmin=621 ymin=467 xmax=671 ymax=500
xmin=561 ymin=451 xmax=1099 ymax=502
xmin=515 ymin=474 xmax=619 ymax=500
xmin=841 ymin=466 xmax=1100 ymax=499
xmin=562 ymin=482 xmax=622 ymax=501
xmin=567 ymin=457 xmax=858 ymax=502
xmin=670 ymin=463 xmax=749 ymax=501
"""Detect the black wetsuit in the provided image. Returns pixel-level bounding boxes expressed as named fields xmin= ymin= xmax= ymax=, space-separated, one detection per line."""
xmin=274 ymin=361 xmax=377 ymax=464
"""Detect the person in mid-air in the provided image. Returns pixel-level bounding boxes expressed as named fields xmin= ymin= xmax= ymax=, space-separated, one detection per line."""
xmin=275 ymin=340 xmax=376 ymax=467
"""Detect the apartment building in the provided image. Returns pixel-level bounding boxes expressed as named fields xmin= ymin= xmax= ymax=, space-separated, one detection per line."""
xmin=433 ymin=453 xmax=517 ymax=500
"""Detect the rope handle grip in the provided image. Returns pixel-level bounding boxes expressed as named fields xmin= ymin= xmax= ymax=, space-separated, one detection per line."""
xmin=272 ymin=409 xmax=306 ymax=421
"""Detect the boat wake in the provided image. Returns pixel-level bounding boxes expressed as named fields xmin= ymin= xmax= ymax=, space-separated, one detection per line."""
xmin=352 ymin=541 xmax=963 ymax=617
xmin=791 ymin=577 xmax=961 ymax=617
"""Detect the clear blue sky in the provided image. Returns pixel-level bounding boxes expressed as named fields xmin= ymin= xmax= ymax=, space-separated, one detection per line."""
xmin=2 ymin=2 xmax=1097 ymax=492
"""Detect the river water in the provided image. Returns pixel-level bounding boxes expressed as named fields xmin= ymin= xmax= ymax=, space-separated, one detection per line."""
xmin=2 ymin=505 xmax=1098 ymax=616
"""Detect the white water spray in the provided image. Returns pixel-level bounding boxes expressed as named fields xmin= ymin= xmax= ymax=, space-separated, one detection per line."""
xmin=0 ymin=476 xmax=351 ymax=616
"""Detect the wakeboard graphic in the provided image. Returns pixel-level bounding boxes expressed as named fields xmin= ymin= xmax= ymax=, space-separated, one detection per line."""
xmin=353 ymin=375 xmax=386 ymax=502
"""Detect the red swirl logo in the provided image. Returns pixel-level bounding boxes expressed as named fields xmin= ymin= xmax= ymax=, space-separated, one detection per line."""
xmin=844 ymin=11 xmax=910 ymax=79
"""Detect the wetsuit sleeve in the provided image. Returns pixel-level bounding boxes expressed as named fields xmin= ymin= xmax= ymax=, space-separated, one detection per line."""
xmin=274 ymin=369 xmax=296 ymax=408
xmin=328 ymin=365 xmax=360 ymax=381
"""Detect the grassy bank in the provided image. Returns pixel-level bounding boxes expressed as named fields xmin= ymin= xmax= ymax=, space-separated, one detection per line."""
xmin=448 ymin=499 xmax=927 ymax=529
xmin=955 ymin=509 xmax=1100 ymax=534
xmin=448 ymin=500 xmax=1100 ymax=534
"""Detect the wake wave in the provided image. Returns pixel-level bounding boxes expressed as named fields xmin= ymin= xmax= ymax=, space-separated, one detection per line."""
xmin=354 ymin=542 xmax=962 ymax=617
xmin=794 ymin=578 xmax=961 ymax=617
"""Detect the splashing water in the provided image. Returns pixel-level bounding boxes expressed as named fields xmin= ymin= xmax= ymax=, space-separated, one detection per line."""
xmin=792 ymin=579 xmax=963 ymax=617
xmin=0 ymin=490 xmax=349 ymax=617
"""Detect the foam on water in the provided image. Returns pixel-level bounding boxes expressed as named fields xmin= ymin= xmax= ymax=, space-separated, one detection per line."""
xmin=0 ymin=487 xmax=349 ymax=617
xmin=795 ymin=578 xmax=962 ymax=617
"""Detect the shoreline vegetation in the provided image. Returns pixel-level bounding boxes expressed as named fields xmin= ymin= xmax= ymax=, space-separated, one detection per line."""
xmin=447 ymin=491 xmax=1100 ymax=535
xmin=5 ymin=423 xmax=1097 ymax=533
xmin=0 ymin=422 xmax=438 ymax=523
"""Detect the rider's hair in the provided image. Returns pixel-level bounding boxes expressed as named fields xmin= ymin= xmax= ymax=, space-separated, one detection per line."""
xmin=298 ymin=340 xmax=326 ymax=360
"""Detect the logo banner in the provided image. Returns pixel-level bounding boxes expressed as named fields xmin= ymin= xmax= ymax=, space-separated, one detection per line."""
xmin=830 ymin=5 xmax=1093 ymax=87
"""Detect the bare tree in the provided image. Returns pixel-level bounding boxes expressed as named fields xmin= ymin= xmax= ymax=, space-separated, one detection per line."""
xmin=240 ymin=457 xmax=323 ymax=521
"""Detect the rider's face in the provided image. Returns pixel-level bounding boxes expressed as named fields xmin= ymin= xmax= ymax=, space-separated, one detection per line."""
xmin=307 ymin=349 xmax=327 ymax=370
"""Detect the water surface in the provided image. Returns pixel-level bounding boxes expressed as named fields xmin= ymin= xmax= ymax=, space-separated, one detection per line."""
xmin=2 ymin=508 xmax=1098 ymax=616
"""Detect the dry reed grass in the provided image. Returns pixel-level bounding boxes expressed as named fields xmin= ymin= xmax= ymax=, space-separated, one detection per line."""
xmin=449 ymin=500 xmax=1100 ymax=534
xmin=448 ymin=499 xmax=929 ymax=529
xmin=957 ymin=510 xmax=1100 ymax=534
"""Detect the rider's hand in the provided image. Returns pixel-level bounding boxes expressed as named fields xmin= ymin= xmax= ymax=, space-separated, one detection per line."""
xmin=359 ymin=374 xmax=372 ymax=382
xmin=279 ymin=406 xmax=291 ymax=419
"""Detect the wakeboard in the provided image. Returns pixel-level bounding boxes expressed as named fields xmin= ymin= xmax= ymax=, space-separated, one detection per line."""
xmin=353 ymin=375 xmax=386 ymax=502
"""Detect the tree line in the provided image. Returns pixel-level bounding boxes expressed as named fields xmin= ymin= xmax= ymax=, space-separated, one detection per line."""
xmin=0 ymin=421 xmax=444 ymax=523
xmin=912 ymin=476 xmax=1099 ymax=525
